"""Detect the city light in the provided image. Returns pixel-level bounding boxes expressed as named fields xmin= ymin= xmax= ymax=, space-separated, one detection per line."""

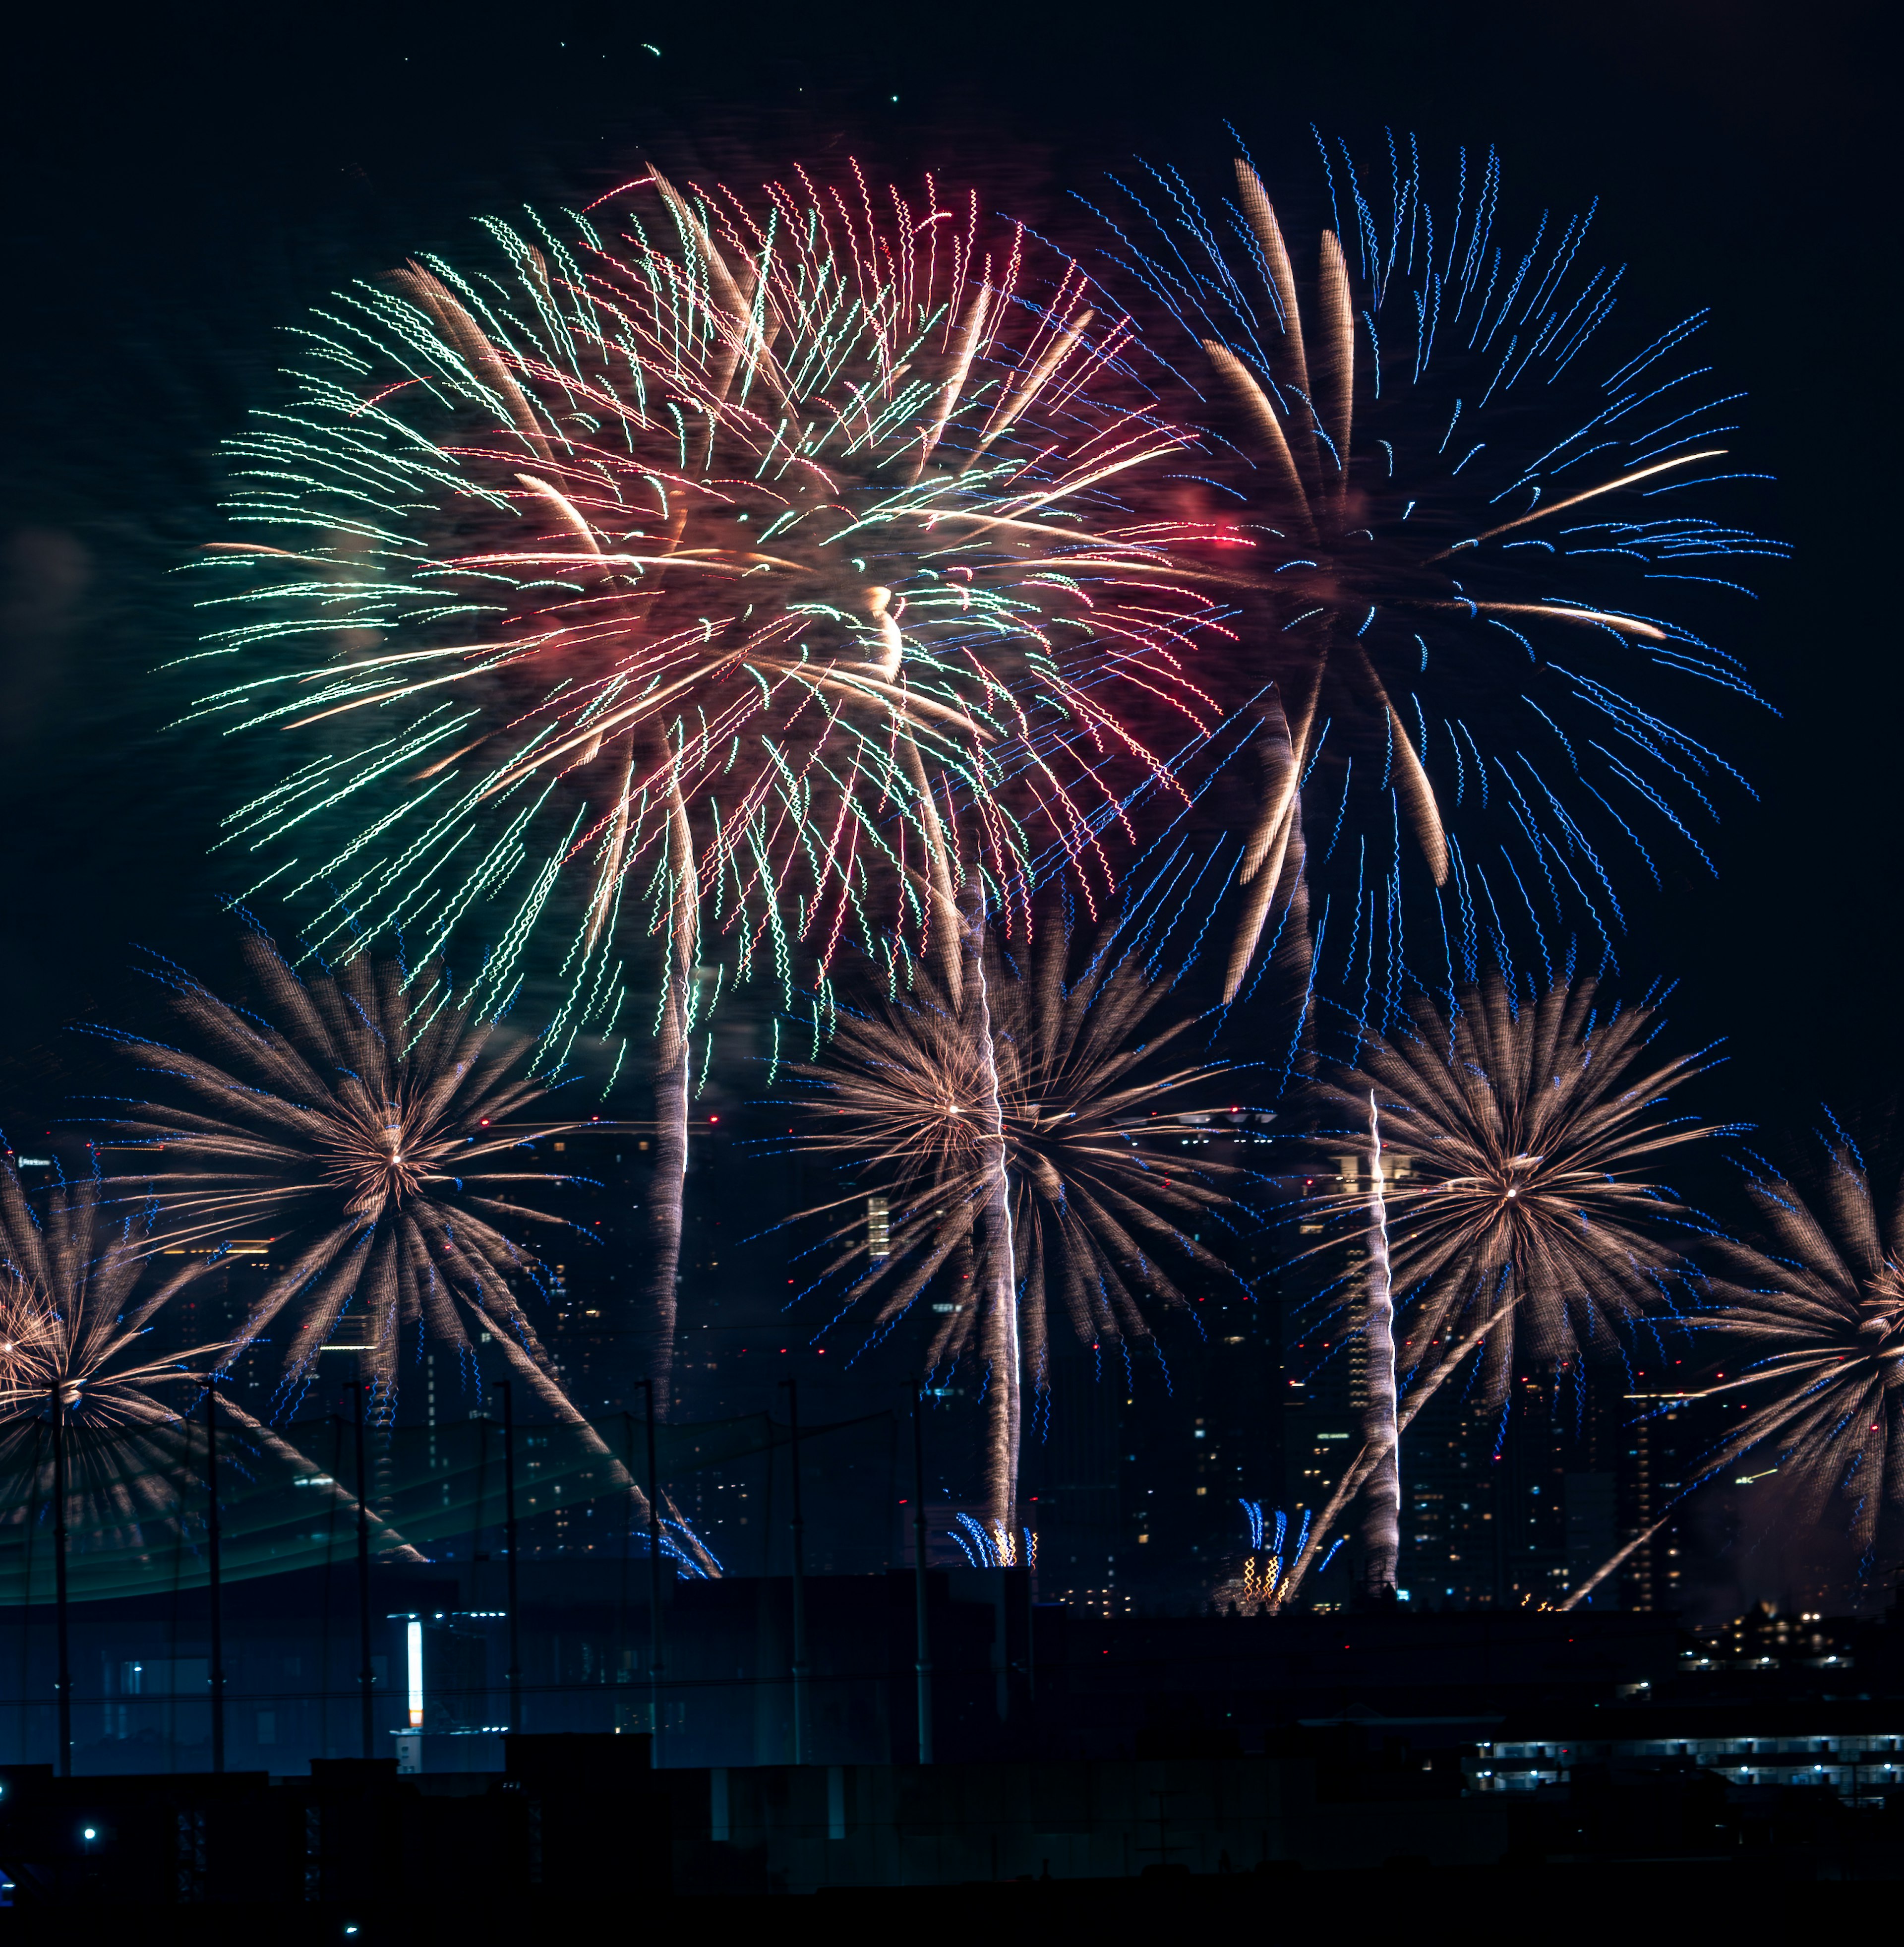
xmin=407 ymin=1618 xmax=424 ymax=1729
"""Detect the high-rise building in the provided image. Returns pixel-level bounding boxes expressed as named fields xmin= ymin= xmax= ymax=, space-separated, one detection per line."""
xmin=1393 ymin=1362 xmax=1632 ymax=1610
xmin=1025 ymin=1342 xmax=1124 ymax=1601
xmin=1272 ymin=1151 xmax=1417 ymax=1604
xmin=1619 ymin=1371 xmax=1697 ymax=1612
xmin=1278 ymin=1144 xmax=1655 ymax=1612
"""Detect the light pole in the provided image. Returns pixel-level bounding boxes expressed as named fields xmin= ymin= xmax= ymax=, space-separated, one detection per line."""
xmin=635 ymin=1378 xmax=663 ymax=1763
xmin=50 ymin=1385 xmax=70 ymax=1778
xmin=344 ymin=1382 xmax=373 ymax=1759
xmin=616 ymin=1412 xmax=635 ymax=1703
xmin=205 ymin=1387 xmax=226 ymax=1772
xmin=780 ymin=1377 xmax=808 ymax=1765
xmin=492 ymin=1379 xmax=521 ymax=1736
xmin=913 ymin=1395 xmax=933 ymax=1765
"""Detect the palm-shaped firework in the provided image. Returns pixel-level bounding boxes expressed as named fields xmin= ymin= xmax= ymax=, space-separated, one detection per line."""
xmin=0 ymin=1166 xmax=417 ymax=1599
xmin=188 ymin=162 xmax=1229 ymax=1412
xmin=0 ymin=1165 xmax=227 ymax=1583
xmin=792 ymin=913 xmax=1256 ymax=1545
xmin=0 ymin=1167 xmax=221 ymax=1431
xmin=96 ymin=934 xmax=589 ymax=1425
xmin=1282 ymin=973 xmax=1721 ymax=1603
xmin=1079 ymin=139 xmax=1784 ymax=1011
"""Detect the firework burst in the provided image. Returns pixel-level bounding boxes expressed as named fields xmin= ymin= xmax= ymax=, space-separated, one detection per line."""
xmin=93 ymin=933 xmax=591 ymax=1426
xmin=0 ymin=1164 xmax=424 ymax=1596
xmin=1313 ymin=975 xmax=1720 ymax=1390
xmin=1077 ymin=136 xmax=1784 ymax=1014
xmin=186 ymin=162 xmax=1236 ymax=1408
xmin=1214 ymin=1498 xmax=1308 ymax=1613
xmin=1278 ymin=972 xmax=1722 ymax=1604
xmin=1 ymin=1165 xmax=232 ymax=1576
xmin=1679 ymin=1143 xmax=1904 ymax=1558
xmin=0 ymin=1168 xmax=221 ymax=1429
xmin=791 ymin=910 xmax=1258 ymax=1538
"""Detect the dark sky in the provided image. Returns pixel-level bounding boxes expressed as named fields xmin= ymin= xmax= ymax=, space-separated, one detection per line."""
xmin=0 ymin=0 xmax=1887 ymax=1152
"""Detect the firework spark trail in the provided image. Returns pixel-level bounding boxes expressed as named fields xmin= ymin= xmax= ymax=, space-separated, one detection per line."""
xmin=1556 ymin=1512 xmax=1670 ymax=1611
xmin=86 ymin=933 xmax=623 ymax=1458
xmin=1075 ymin=139 xmax=1785 ymax=1012
xmin=961 ymin=874 xmax=1023 ymax=1544
xmin=1272 ymin=972 xmax=1722 ymax=1607
xmin=1271 ymin=1283 xmax=1530 ymax=1610
xmin=642 ymin=790 xmax=696 ymax=1416
xmin=787 ymin=902 xmax=1262 ymax=1536
xmin=1216 ymin=1497 xmax=1304 ymax=1612
xmin=1361 ymin=1087 xmax=1400 ymax=1598
xmin=188 ymin=165 xmax=1240 ymax=1412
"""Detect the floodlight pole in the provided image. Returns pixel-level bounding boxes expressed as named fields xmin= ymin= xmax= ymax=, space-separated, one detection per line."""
xmin=205 ymin=1386 xmax=226 ymax=1772
xmin=492 ymin=1379 xmax=521 ymax=1735
xmin=913 ymin=1395 xmax=933 ymax=1765
xmin=617 ymin=1413 xmax=635 ymax=1697
xmin=50 ymin=1387 xmax=70 ymax=1778
xmin=636 ymin=1378 xmax=664 ymax=1763
xmin=780 ymin=1376 xmax=809 ymax=1765
xmin=345 ymin=1381 xmax=374 ymax=1759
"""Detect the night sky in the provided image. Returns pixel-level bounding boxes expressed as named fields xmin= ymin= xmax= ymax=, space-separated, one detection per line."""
xmin=0 ymin=0 xmax=1886 ymax=1133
